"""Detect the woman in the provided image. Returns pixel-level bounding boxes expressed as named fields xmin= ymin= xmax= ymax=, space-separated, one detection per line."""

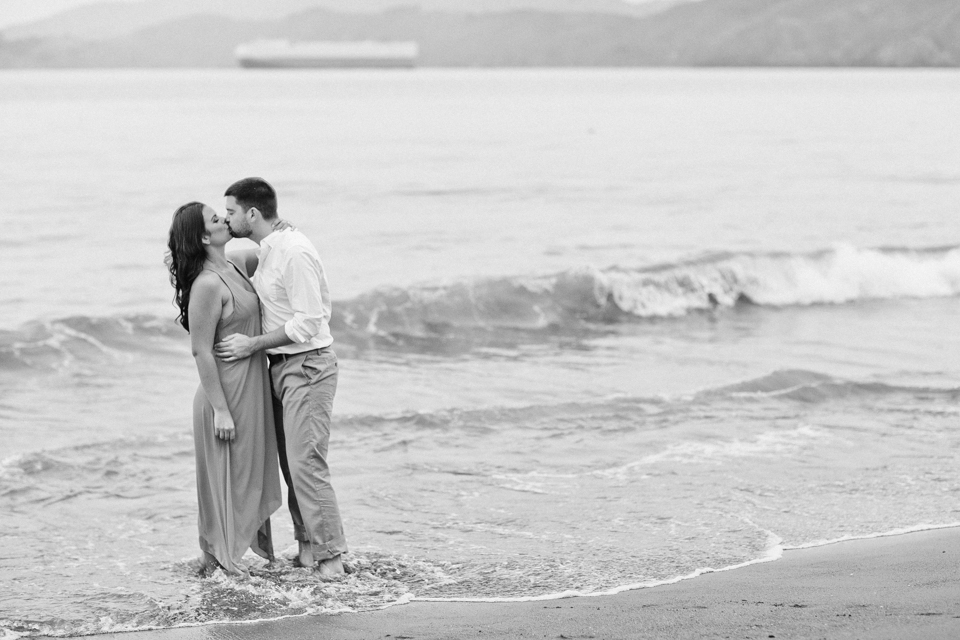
xmin=166 ymin=201 xmax=282 ymax=576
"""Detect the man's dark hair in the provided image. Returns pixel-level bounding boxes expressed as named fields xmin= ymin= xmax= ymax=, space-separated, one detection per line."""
xmin=224 ymin=177 xmax=278 ymax=220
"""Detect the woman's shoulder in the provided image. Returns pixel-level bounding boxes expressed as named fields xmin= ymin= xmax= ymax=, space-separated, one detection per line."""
xmin=190 ymin=270 xmax=228 ymax=298
xmin=193 ymin=269 xmax=222 ymax=285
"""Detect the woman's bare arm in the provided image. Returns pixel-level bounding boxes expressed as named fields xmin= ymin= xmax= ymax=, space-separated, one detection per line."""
xmin=188 ymin=274 xmax=236 ymax=441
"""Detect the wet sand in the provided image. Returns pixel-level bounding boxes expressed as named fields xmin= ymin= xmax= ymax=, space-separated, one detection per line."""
xmin=87 ymin=527 xmax=960 ymax=640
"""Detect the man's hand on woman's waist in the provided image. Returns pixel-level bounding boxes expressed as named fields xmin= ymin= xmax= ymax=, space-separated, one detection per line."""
xmin=215 ymin=326 xmax=293 ymax=362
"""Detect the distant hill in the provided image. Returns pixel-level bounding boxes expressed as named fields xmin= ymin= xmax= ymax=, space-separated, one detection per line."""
xmin=1 ymin=0 xmax=319 ymax=41
xmin=1 ymin=0 xmax=683 ymax=41
xmin=1 ymin=0 xmax=958 ymax=68
xmin=630 ymin=0 xmax=960 ymax=66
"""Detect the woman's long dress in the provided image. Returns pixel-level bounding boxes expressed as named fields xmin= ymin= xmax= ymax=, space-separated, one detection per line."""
xmin=192 ymin=262 xmax=282 ymax=575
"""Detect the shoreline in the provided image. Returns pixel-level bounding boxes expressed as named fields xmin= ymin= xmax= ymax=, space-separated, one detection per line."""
xmin=78 ymin=526 xmax=960 ymax=640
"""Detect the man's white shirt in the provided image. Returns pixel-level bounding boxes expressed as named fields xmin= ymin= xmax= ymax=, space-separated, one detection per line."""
xmin=251 ymin=228 xmax=333 ymax=355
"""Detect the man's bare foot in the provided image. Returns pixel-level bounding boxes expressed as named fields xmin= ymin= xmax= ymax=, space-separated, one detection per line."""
xmin=298 ymin=540 xmax=314 ymax=568
xmin=317 ymin=554 xmax=344 ymax=576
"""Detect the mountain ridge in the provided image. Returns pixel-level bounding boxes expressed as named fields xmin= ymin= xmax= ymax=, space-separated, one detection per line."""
xmin=1 ymin=0 xmax=683 ymax=41
xmin=1 ymin=0 xmax=958 ymax=68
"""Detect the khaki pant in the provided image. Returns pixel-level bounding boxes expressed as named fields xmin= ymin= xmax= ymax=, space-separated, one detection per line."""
xmin=269 ymin=347 xmax=347 ymax=561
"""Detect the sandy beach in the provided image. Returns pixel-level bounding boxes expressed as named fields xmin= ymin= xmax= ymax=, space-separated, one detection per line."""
xmin=81 ymin=527 xmax=960 ymax=640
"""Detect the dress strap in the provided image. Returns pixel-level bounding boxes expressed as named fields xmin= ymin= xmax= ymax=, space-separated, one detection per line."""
xmin=226 ymin=259 xmax=257 ymax=294
xmin=204 ymin=262 xmax=254 ymax=297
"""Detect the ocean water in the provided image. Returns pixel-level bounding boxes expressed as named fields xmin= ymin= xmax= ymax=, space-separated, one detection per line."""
xmin=1 ymin=68 xmax=960 ymax=637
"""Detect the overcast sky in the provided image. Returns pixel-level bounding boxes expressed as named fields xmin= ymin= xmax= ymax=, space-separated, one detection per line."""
xmin=0 ymin=0 xmax=136 ymax=28
xmin=0 ymin=0 xmax=660 ymax=30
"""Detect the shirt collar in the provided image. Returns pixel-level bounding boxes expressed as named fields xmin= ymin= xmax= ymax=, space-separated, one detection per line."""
xmin=261 ymin=228 xmax=291 ymax=250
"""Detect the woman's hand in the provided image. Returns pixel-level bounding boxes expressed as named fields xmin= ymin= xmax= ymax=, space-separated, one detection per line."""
xmin=214 ymin=410 xmax=236 ymax=442
xmin=272 ymin=218 xmax=296 ymax=232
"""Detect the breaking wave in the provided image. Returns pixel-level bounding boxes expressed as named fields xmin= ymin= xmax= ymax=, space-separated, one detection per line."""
xmin=332 ymin=243 xmax=960 ymax=340
xmin=0 ymin=314 xmax=186 ymax=372
xmin=2 ymin=244 xmax=958 ymax=369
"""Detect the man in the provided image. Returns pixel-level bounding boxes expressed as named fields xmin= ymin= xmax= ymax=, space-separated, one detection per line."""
xmin=215 ymin=177 xmax=346 ymax=575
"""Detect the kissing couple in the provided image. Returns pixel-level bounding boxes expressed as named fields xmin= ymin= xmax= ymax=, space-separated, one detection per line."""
xmin=166 ymin=177 xmax=347 ymax=577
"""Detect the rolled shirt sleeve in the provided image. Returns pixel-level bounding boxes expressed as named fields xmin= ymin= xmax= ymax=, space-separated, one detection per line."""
xmin=280 ymin=247 xmax=332 ymax=344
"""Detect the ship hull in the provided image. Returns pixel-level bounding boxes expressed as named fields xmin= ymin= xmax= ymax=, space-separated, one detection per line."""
xmin=238 ymin=57 xmax=416 ymax=69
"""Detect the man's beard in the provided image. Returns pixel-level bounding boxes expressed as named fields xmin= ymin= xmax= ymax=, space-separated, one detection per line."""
xmin=227 ymin=224 xmax=250 ymax=238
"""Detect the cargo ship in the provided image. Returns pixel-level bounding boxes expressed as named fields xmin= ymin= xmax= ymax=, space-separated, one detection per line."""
xmin=235 ymin=40 xmax=418 ymax=69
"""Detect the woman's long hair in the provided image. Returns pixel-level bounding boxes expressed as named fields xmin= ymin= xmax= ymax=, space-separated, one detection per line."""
xmin=166 ymin=202 xmax=207 ymax=332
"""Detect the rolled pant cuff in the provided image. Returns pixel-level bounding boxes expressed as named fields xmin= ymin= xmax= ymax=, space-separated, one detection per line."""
xmin=309 ymin=535 xmax=348 ymax=561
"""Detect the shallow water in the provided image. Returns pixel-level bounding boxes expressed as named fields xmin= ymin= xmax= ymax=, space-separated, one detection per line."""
xmin=1 ymin=68 xmax=959 ymax=636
